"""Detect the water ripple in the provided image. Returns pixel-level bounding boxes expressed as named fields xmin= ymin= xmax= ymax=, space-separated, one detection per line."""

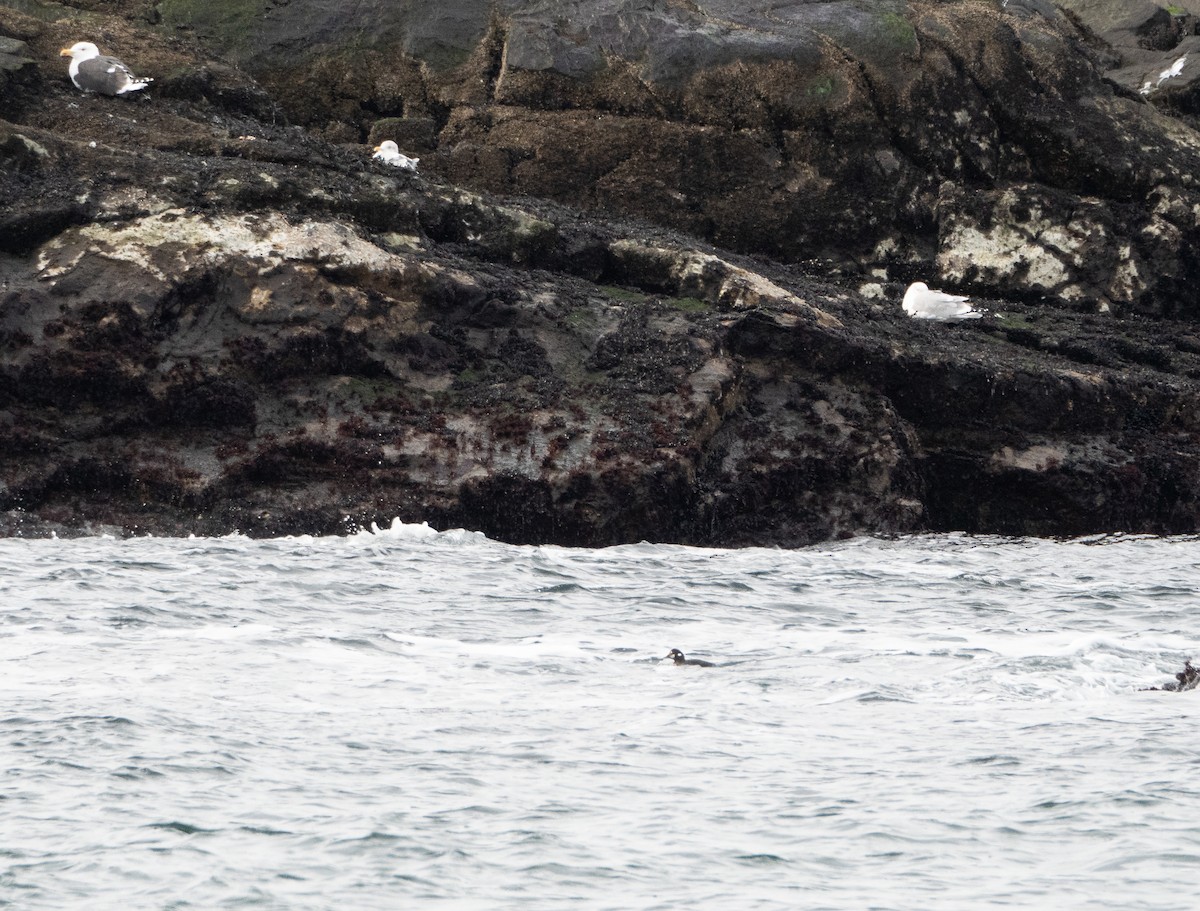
xmin=1 ymin=530 xmax=1199 ymax=908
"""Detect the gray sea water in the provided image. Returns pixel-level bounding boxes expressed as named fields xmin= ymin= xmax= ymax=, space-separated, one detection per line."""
xmin=2 ymin=524 xmax=1199 ymax=910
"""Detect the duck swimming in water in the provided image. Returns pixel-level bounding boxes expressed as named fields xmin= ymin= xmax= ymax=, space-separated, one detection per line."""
xmin=666 ymin=648 xmax=715 ymax=667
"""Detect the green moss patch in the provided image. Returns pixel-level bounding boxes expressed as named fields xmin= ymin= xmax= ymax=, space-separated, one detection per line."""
xmin=600 ymin=285 xmax=650 ymax=303
xmin=805 ymin=74 xmax=836 ymax=101
xmin=879 ymin=11 xmax=917 ymax=52
xmin=156 ymin=0 xmax=266 ymax=53
xmin=993 ymin=312 xmax=1036 ymax=328
xmin=343 ymin=376 xmax=407 ymax=405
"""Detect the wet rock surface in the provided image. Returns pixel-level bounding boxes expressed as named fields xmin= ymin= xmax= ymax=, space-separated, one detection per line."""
xmin=2 ymin=0 xmax=1200 ymax=543
xmin=1144 ymin=660 xmax=1200 ymax=691
xmin=148 ymin=0 xmax=1200 ymax=316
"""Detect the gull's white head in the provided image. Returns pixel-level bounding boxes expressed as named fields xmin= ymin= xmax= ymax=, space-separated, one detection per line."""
xmin=372 ymin=140 xmax=419 ymax=169
xmin=902 ymin=281 xmax=929 ymax=315
xmin=59 ymin=42 xmax=100 ymax=61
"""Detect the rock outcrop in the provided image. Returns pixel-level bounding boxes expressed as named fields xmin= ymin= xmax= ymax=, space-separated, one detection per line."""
xmin=1145 ymin=660 xmax=1200 ymax=691
xmin=2 ymin=0 xmax=1200 ymax=544
xmin=150 ymin=0 xmax=1200 ymax=316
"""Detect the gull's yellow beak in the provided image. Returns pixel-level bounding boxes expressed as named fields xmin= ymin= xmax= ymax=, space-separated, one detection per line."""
xmin=373 ymin=145 xmax=382 ymax=152
xmin=59 ymin=47 xmax=74 ymax=57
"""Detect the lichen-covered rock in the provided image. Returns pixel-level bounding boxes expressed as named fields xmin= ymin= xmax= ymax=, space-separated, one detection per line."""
xmin=133 ymin=0 xmax=1200 ymax=316
xmin=2 ymin=0 xmax=1200 ymax=543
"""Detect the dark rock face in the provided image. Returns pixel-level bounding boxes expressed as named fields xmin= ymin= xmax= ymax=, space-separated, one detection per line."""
xmin=1057 ymin=0 xmax=1200 ymax=92
xmin=153 ymin=0 xmax=1200 ymax=317
xmin=2 ymin=0 xmax=1200 ymax=543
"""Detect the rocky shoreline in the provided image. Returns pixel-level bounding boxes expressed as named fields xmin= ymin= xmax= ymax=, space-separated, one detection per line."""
xmin=3 ymin=0 xmax=1200 ymax=544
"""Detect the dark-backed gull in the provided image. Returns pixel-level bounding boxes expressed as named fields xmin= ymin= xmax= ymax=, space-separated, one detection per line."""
xmin=60 ymin=42 xmax=151 ymax=96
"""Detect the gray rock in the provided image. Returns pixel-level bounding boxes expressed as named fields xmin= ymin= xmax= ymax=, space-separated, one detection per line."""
xmin=2 ymin=1 xmax=1200 ymax=542
xmin=139 ymin=0 xmax=1200 ymax=314
xmin=0 ymin=130 xmax=48 ymax=171
xmin=0 ymin=35 xmax=35 ymax=97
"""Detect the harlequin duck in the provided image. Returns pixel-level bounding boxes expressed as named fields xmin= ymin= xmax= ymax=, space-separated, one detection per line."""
xmin=666 ymin=648 xmax=716 ymax=667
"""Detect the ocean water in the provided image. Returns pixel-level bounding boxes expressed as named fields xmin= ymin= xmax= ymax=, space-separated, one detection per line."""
xmin=2 ymin=525 xmax=1198 ymax=910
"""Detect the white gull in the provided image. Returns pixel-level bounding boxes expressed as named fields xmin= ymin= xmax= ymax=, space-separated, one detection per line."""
xmin=1158 ymin=55 xmax=1187 ymax=86
xmin=902 ymin=281 xmax=983 ymax=320
xmin=60 ymin=41 xmax=151 ymax=96
xmin=372 ymin=140 xmax=419 ymax=171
